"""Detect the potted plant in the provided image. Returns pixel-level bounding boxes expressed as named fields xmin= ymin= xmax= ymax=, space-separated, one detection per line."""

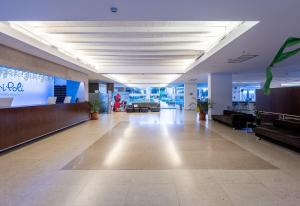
xmin=90 ymin=99 xmax=100 ymax=120
xmin=197 ymin=100 xmax=213 ymax=121
xmin=255 ymin=110 xmax=262 ymax=125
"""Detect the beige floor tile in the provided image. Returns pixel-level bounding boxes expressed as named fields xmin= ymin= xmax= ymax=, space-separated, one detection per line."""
xmin=176 ymin=182 xmax=234 ymax=206
xmin=63 ymin=121 xmax=276 ymax=170
xmin=16 ymin=172 xmax=90 ymax=206
xmin=211 ymin=170 xmax=260 ymax=184
xmin=247 ymin=170 xmax=297 ymax=183
xmin=220 ymin=183 xmax=285 ymax=206
xmin=1 ymin=110 xmax=300 ymax=206
xmin=74 ymin=184 xmax=129 ymax=206
xmin=125 ymin=183 xmax=179 ymax=206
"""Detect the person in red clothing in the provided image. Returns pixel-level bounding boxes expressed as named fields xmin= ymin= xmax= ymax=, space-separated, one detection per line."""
xmin=113 ymin=93 xmax=121 ymax=112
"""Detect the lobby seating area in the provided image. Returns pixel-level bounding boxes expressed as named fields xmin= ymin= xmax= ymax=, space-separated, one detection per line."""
xmin=255 ymin=118 xmax=300 ymax=150
xmin=126 ymin=102 xmax=160 ymax=113
xmin=1 ymin=1 xmax=300 ymax=205
xmin=212 ymin=110 xmax=255 ymax=129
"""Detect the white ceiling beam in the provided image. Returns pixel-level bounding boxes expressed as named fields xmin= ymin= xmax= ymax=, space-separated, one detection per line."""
xmin=72 ymin=45 xmax=207 ymax=51
xmin=96 ymin=65 xmax=185 ymax=69
xmin=109 ymin=74 xmax=179 ymax=79
xmin=94 ymin=59 xmax=194 ymax=64
xmin=5 ymin=21 xmax=248 ymax=85
xmin=31 ymin=26 xmax=226 ymax=34
xmin=95 ymin=62 xmax=191 ymax=66
xmin=88 ymin=56 xmax=198 ymax=60
xmin=96 ymin=67 xmax=185 ymax=74
xmin=62 ymin=37 xmax=216 ymax=43
xmin=22 ymin=21 xmax=240 ymax=27
xmin=64 ymin=42 xmax=211 ymax=47
xmin=47 ymin=33 xmax=221 ymax=39
xmin=80 ymin=51 xmax=202 ymax=56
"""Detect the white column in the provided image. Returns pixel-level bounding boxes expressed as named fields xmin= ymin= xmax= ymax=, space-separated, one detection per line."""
xmin=184 ymin=83 xmax=197 ymax=110
xmin=208 ymin=73 xmax=232 ymax=118
xmin=146 ymin=87 xmax=151 ymax=101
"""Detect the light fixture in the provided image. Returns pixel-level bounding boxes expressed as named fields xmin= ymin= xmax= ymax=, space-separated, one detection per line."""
xmin=281 ymin=81 xmax=300 ymax=87
xmin=5 ymin=21 xmax=259 ymax=86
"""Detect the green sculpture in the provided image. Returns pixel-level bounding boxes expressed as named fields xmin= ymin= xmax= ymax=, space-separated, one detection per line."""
xmin=263 ymin=37 xmax=300 ymax=95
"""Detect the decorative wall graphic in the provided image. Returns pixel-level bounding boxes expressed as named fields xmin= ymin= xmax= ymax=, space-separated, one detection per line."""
xmin=263 ymin=37 xmax=300 ymax=95
xmin=0 ymin=66 xmax=54 ymax=106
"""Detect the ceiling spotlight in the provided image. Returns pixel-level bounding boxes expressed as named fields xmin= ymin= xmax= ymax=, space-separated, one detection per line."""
xmin=111 ymin=7 xmax=118 ymax=13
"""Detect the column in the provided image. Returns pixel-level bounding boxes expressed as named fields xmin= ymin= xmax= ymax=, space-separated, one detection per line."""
xmin=107 ymin=83 xmax=114 ymax=113
xmin=184 ymin=83 xmax=197 ymax=110
xmin=208 ymin=73 xmax=232 ymax=118
xmin=146 ymin=87 xmax=151 ymax=101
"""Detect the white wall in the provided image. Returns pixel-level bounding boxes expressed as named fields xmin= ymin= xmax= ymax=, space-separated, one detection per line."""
xmin=184 ymin=83 xmax=197 ymax=110
xmin=77 ymin=82 xmax=86 ymax=101
xmin=208 ymin=73 xmax=232 ymax=117
xmin=0 ymin=66 xmax=54 ymax=106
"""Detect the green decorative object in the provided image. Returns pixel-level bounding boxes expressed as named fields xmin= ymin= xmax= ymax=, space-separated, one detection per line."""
xmin=90 ymin=99 xmax=100 ymax=113
xmin=263 ymin=37 xmax=300 ymax=95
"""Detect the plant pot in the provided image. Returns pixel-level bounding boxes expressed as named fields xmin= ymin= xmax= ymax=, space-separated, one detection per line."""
xmin=91 ymin=112 xmax=99 ymax=120
xmin=199 ymin=111 xmax=206 ymax=120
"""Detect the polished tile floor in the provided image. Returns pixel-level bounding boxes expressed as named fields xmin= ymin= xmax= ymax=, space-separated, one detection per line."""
xmin=1 ymin=110 xmax=300 ymax=206
xmin=64 ymin=122 xmax=275 ymax=170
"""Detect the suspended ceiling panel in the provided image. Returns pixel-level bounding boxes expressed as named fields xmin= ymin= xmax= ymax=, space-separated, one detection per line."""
xmin=6 ymin=21 xmax=251 ymax=86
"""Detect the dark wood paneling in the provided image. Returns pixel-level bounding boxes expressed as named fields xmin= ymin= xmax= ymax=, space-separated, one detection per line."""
xmin=256 ymin=87 xmax=300 ymax=115
xmin=0 ymin=102 xmax=90 ymax=152
xmin=107 ymin=83 xmax=114 ymax=92
xmin=88 ymin=83 xmax=99 ymax=93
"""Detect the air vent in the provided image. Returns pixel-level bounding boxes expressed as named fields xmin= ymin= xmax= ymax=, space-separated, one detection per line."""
xmin=189 ymin=78 xmax=197 ymax=82
xmin=228 ymin=54 xmax=258 ymax=63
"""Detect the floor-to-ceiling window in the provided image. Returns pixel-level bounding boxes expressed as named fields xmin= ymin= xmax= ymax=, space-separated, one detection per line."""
xmin=112 ymin=84 xmax=184 ymax=110
xmin=197 ymin=83 xmax=208 ymax=101
xmin=232 ymin=83 xmax=260 ymax=112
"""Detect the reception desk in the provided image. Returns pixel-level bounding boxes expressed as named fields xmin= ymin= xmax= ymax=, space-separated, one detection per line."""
xmin=0 ymin=102 xmax=90 ymax=152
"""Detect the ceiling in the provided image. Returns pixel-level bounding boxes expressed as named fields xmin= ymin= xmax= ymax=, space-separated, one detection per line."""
xmin=0 ymin=0 xmax=299 ymax=86
xmin=5 ymin=21 xmax=249 ymax=86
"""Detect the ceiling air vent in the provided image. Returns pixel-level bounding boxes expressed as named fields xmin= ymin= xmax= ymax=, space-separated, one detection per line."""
xmin=189 ymin=78 xmax=198 ymax=82
xmin=228 ymin=54 xmax=258 ymax=63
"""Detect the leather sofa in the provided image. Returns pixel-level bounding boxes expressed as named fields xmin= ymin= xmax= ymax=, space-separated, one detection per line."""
xmin=212 ymin=110 xmax=255 ymax=129
xmin=254 ymin=119 xmax=300 ymax=149
xmin=126 ymin=102 xmax=160 ymax=113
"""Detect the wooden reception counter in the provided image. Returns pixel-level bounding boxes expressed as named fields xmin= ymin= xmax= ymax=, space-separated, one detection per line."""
xmin=0 ymin=102 xmax=90 ymax=152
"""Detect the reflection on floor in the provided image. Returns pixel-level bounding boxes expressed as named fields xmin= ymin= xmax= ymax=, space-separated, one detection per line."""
xmin=1 ymin=110 xmax=300 ymax=206
xmin=64 ymin=122 xmax=276 ymax=170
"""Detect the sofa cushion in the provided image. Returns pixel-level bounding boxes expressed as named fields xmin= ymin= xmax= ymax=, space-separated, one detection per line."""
xmin=273 ymin=119 xmax=300 ymax=132
xmin=255 ymin=126 xmax=300 ymax=148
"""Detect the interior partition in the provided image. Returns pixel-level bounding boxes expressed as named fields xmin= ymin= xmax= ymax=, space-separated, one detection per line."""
xmin=256 ymin=87 xmax=300 ymax=116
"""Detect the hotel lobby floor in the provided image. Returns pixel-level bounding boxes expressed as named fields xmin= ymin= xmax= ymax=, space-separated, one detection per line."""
xmin=1 ymin=110 xmax=300 ymax=206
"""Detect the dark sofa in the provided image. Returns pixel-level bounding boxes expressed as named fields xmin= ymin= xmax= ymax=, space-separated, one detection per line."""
xmin=254 ymin=119 xmax=300 ymax=149
xmin=212 ymin=110 xmax=254 ymax=129
xmin=126 ymin=102 xmax=160 ymax=113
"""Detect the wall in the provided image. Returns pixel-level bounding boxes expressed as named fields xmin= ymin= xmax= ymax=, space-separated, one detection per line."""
xmin=66 ymin=80 xmax=85 ymax=103
xmin=0 ymin=66 xmax=54 ymax=106
xmin=184 ymin=83 xmax=197 ymax=110
xmin=208 ymin=73 xmax=232 ymax=117
xmin=0 ymin=44 xmax=89 ymax=100
xmin=256 ymin=87 xmax=300 ymax=115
